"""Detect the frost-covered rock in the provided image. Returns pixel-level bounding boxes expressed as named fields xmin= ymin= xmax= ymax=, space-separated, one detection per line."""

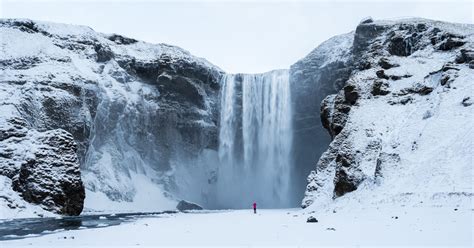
xmin=0 ymin=18 xmax=223 ymax=214
xmin=12 ymin=129 xmax=85 ymax=215
xmin=302 ymin=18 xmax=474 ymax=209
xmin=0 ymin=116 xmax=84 ymax=215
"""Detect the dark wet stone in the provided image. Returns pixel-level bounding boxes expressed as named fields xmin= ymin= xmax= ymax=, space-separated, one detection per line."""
xmin=176 ymin=200 xmax=203 ymax=211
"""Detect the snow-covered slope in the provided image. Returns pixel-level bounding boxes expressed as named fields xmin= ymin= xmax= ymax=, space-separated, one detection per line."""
xmin=0 ymin=19 xmax=223 ymax=217
xmin=302 ymin=18 xmax=474 ymax=211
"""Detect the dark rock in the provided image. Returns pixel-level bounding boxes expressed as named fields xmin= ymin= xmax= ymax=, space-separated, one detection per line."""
xmin=107 ymin=34 xmax=138 ymax=45
xmin=333 ymin=152 xmax=365 ymax=197
xmin=0 ymin=19 xmax=50 ymax=36
xmin=462 ymin=97 xmax=472 ymax=107
xmin=440 ymin=74 xmax=450 ymax=86
xmin=391 ymin=74 xmax=412 ymax=81
xmin=377 ymin=69 xmax=411 ymax=81
xmin=343 ymin=84 xmax=359 ymax=105
xmin=416 ymin=23 xmax=427 ymax=31
xmin=12 ymin=129 xmax=85 ymax=215
xmin=438 ymin=37 xmax=465 ymax=51
xmin=94 ymin=44 xmax=114 ymax=62
xmin=442 ymin=63 xmax=460 ymax=72
xmin=378 ymin=58 xmax=399 ymax=69
xmin=455 ymin=49 xmax=474 ymax=64
xmin=176 ymin=200 xmax=203 ymax=211
xmin=469 ymin=61 xmax=474 ymax=69
xmin=376 ymin=70 xmax=389 ymax=79
xmin=431 ymin=31 xmax=464 ymax=47
xmin=388 ymin=35 xmax=413 ymax=56
xmin=306 ymin=216 xmax=318 ymax=223
xmin=399 ymin=84 xmax=433 ymax=96
xmin=372 ymin=80 xmax=390 ymax=96
xmin=336 ymin=153 xmax=352 ymax=168
xmin=353 ymin=22 xmax=387 ymax=57
xmin=320 ymin=95 xmax=335 ymax=135
xmin=321 ymin=94 xmax=352 ymax=138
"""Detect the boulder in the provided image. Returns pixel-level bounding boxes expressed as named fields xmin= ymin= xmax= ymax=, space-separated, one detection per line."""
xmin=343 ymin=83 xmax=359 ymax=105
xmin=438 ymin=37 xmax=465 ymax=51
xmin=306 ymin=216 xmax=318 ymax=223
xmin=176 ymin=200 xmax=203 ymax=211
xmin=376 ymin=70 xmax=389 ymax=79
xmin=462 ymin=97 xmax=472 ymax=107
xmin=94 ymin=44 xmax=114 ymax=62
xmin=455 ymin=49 xmax=474 ymax=64
xmin=378 ymin=58 xmax=399 ymax=69
xmin=372 ymin=80 xmax=390 ymax=96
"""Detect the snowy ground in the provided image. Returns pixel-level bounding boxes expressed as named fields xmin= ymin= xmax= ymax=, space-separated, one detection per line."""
xmin=1 ymin=205 xmax=472 ymax=247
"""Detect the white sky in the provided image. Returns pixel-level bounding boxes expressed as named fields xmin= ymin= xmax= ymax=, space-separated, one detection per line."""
xmin=1 ymin=0 xmax=472 ymax=73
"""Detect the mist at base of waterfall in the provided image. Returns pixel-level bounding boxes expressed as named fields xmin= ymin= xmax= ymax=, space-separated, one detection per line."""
xmin=175 ymin=70 xmax=295 ymax=209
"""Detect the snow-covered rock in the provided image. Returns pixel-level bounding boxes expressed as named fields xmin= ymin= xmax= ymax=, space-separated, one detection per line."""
xmin=0 ymin=18 xmax=223 ymax=215
xmin=302 ymin=18 xmax=473 ymax=209
xmin=0 ymin=117 xmax=84 ymax=216
xmin=11 ymin=129 xmax=85 ymax=215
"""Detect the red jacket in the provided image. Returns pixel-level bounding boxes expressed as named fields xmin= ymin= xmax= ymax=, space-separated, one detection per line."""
xmin=253 ymin=203 xmax=257 ymax=208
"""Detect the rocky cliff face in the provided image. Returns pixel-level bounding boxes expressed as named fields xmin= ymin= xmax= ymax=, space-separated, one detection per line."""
xmin=0 ymin=19 xmax=223 ymax=216
xmin=302 ymin=18 xmax=473 ymax=208
xmin=289 ymin=32 xmax=354 ymax=200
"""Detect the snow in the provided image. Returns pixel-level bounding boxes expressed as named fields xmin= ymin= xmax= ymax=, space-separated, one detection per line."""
xmin=294 ymin=31 xmax=354 ymax=69
xmin=1 ymin=206 xmax=471 ymax=246
xmin=83 ymin=173 xmax=177 ymax=214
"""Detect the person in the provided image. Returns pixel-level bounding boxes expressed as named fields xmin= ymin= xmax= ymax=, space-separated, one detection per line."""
xmin=253 ymin=202 xmax=257 ymax=214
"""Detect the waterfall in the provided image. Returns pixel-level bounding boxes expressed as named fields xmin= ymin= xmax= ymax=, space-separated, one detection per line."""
xmin=217 ymin=70 xmax=293 ymax=208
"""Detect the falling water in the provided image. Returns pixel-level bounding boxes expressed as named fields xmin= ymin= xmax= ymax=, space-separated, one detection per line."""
xmin=217 ymin=70 xmax=293 ymax=208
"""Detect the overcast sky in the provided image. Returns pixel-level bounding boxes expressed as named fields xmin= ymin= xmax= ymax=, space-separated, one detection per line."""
xmin=1 ymin=0 xmax=472 ymax=73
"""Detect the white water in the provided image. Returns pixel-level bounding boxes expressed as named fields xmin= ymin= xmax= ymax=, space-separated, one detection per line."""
xmin=217 ymin=70 xmax=293 ymax=208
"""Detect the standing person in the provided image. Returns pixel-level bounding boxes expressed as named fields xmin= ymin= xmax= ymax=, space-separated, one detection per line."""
xmin=253 ymin=202 xmax=257 ymax=214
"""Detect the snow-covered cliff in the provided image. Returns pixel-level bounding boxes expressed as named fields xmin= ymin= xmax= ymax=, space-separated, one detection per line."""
xmin=0 ymin=19 xmax=223 ymax=217
xmin=301 ymin=18 xmax=473 ymax=210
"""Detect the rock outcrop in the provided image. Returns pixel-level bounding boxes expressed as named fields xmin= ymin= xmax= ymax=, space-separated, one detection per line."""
xmin=176 ymin=200 xmax=203 ymax=211
xmin=0 ymin=117 xmax=84 ymax=215
xmin=302 ymin=18 xmax=473 ymax=209
xmin=289 ymin=32 xmax=354 ymax=199
xmin=0 ymin=19 xmax=223 ymax=215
